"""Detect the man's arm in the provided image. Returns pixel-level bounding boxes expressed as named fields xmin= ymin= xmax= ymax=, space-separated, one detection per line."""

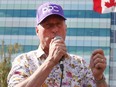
xmin=15 ymin=58 xmax=55 ymax=87
xmin=94 ymin=75 xmax=108 ymax=87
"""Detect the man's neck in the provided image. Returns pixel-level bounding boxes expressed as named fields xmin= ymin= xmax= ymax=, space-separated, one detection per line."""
xmin=39 ymin=45 xmax=49 ymax=56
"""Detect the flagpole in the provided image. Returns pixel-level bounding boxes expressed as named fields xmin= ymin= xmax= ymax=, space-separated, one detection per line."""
xmin=109 ymin=12 xmax=116 ymax=87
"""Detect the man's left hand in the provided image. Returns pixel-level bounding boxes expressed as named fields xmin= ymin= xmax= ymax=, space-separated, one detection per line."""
xmin=90 ymin=49 xmax=107 ymax=80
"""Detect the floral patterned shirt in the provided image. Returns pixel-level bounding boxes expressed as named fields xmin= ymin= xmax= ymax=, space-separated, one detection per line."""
xmin=7 ymin=47 xmax=96 ymax=87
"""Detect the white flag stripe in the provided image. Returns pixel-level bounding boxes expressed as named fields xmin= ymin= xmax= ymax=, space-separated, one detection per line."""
xmin=112 ymin=6 xmax=116 ymax=12
xmin=101 ymin=0 xmax=116 ymax=13
xmin=93 ymin=0 xmax=116 ymax=13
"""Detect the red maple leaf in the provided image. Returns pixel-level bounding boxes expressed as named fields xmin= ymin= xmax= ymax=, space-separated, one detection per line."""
xmin=105 ymin=0 xmax=116 ymax=8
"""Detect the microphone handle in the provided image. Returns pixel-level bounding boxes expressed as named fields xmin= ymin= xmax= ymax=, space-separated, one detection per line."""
xmin=59 ymin=57 xmax=64 ymax=71
xmin=59 ymin=57 xmax=64 ymax=64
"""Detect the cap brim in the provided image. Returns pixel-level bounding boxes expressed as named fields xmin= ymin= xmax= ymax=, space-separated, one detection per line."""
xmin=38 ymin=13 xmax=66 ymax=24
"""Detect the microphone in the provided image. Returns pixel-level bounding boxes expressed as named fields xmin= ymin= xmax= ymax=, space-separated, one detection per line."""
xmin=54 ymin=36 xmax=64 ymax=64
xmin=54 ymin=36 xmax=64 ymax=87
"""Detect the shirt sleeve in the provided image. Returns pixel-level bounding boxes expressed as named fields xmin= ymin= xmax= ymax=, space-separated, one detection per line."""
xmin=82 ymin=59 xmax=96 ymax=87
xmin=7 ymin=54 xmax=30 ymax=87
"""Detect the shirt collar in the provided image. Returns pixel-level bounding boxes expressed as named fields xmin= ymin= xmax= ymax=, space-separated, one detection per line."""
xmin=36 ymin=46 xmax=47 ymax=60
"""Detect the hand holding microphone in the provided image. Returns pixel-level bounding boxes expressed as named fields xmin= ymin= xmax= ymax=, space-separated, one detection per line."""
xmin=54 ymin=36 xmax=65 ymax=63
xmin=47 ymin=36 xmax=67 ymax=66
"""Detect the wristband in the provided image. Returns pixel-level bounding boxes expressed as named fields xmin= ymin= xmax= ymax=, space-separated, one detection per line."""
xmin=94 ymin=75 xmax=106 ymax=84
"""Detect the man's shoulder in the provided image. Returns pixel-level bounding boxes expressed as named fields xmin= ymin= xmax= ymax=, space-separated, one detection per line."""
xmin=13 ymin=50 xmax=38 ymax=62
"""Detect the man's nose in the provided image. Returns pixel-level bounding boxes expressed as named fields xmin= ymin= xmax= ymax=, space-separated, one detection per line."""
xmin=52 ymin=24 xmax=59 ymax=33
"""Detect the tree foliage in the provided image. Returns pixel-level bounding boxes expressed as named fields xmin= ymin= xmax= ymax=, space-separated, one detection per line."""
xmin=0 ymin=40 xmax=22 ymax=87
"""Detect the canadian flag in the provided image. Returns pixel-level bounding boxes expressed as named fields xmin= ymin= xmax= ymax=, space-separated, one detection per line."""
xmin=93 ymin=0 xmax=116 ymax=13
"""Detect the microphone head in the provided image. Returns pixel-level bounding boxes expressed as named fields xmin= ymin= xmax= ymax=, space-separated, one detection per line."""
xmin=54 ymin=36 xmax=62 ymax=40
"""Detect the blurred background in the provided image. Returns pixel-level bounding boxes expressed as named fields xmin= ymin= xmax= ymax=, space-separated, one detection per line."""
xmin=0 ymin=0 xmax=115 ymax=87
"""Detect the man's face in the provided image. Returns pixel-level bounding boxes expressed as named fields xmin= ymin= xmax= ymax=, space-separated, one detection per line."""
xmin=36 ymin=15 xmax=67 ymax=51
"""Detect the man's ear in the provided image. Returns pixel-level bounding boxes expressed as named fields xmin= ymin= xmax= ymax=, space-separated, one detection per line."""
xmin=65 ymin=24 xmax=67 ymax=31
xmin=36 ymin=26 xmax=39 ymax=36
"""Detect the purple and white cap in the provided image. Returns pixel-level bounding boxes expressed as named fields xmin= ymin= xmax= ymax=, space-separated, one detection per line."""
xmin=36 ymin=2 xmax=66 ymax=25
